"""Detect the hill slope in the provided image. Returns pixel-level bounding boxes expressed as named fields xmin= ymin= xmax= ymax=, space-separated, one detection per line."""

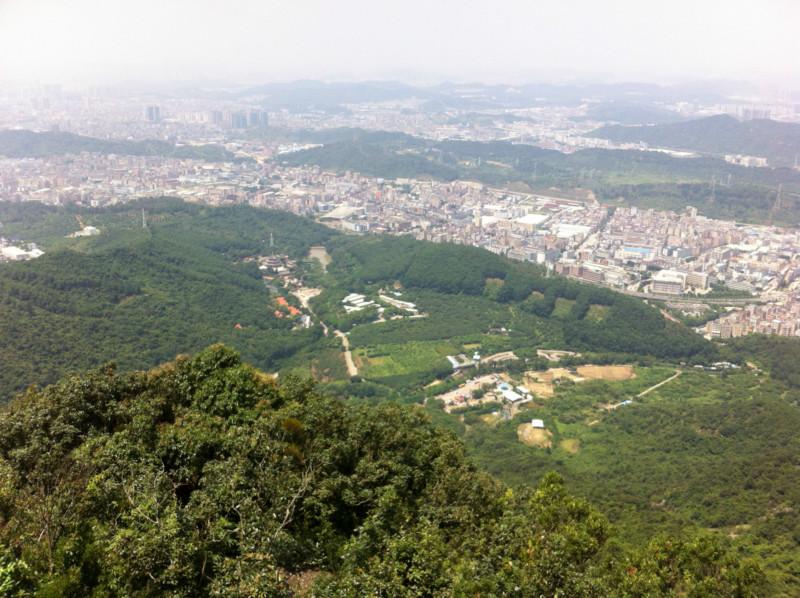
xmin=0 ymin=345 xmax=764 ymax=596
xmin=590 ymin=115 xmax=800 ymax=167
xmin=0 ymin=200 xmax=334 ymax=399
xmin=0 ymin=199 xmax=711 ymax=401
xmin=0 ymin=129 xmax=236 ymax=161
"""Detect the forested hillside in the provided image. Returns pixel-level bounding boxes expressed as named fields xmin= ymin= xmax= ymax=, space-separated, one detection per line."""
xmin=590 ymin=115 xmax=800 ymax=167
xmin=0 ymin=199 xmax=708 ymax=400
xmin=0 ymin=200 xmax=334 ymax=399
xmin=0 ymin=130 xmax=236 ymax=162
xmin=0 ymin=345 xmax=764 ymax=596
xmin=323 ymin=235 xmax=712 ymax=360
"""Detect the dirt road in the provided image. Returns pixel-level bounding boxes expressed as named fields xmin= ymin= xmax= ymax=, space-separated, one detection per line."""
xmin=334 ymin=330 xmax=358 ymax=377
xmin=637 ymin=370 xmax=682 ymax=398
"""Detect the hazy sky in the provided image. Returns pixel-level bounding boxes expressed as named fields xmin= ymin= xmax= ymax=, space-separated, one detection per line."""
xmin=0 ymin=0 xmax=798 ymax=88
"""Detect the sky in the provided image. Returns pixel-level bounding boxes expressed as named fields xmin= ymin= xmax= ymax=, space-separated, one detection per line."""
xmin=0 ymin=0 xmax=798 ymax=89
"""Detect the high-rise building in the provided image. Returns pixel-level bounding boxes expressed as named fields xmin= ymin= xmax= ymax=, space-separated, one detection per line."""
xmin=230 ymin=111 xmax=248 ymax=128
xmin=248 ymin=110 xmax=269 ymax=128
xmin=144 ymin=105 xmax=161 ymax=123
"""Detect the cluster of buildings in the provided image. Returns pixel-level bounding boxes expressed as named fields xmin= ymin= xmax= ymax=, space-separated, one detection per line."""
xmin=557 ymin=205 xmax=800 ymax=298
xmin=2 ymin=86 xmax=800 ymax=338
xmin=724 ymin=154 xmax=769 ymax=168
xmin=0 ymin=153 xmax=261 ymax=206
xmin=435 ymin=372 xmax=536 ymax=413
xmin=703 ymin=296 xmax=800 ymax=338
xmin=256 ymin=165 xmax=606 ymax=266
xmin=340 ymin=290 xmax=424 ymax=322
xmin=4 ymin=143 xmax=800 ymax=337
xmin=0 ymin=238 xmax=43 ymax=262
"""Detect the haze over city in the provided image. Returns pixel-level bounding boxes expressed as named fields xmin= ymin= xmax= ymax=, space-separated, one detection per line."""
xmin=1 ymin=0 xmax=799 ymax=88
xmin=4 ymin=1 xmax=800 ymax=595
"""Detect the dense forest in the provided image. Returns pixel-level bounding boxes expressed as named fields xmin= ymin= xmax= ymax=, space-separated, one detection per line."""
xmin=0 ymin=345 xmax=765 ymax=596
xmin=0 ymin=200 xmax=334 ymax=399
xmin=0 ymin=130 xmax=236 ymax=162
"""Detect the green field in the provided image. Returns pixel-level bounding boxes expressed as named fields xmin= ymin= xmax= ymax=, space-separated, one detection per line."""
xmin=355 ymin=340 xmax=458 ymax=378
xmin=431 ymin=365 xmax=800 ymax=595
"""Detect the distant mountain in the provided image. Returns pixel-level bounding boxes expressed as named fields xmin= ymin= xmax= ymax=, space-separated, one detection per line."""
xmin=228 ymin=79 xmax=738 ymax=112
xmin=575 ymin=102 xmax=687 ymax=125
xmin=0 ymin=129 xmax=236 ymax=161
xmin=590 ymin=114 xmax=800 ymax=167
xmin=240 ymin=80 xmax=433 ymax=111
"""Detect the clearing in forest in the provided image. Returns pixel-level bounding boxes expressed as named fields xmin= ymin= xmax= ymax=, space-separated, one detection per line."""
xmin=560 ymin=438 xmax=581 ymax=454
xmin=576 ymin=365 xmax=635 ymax=381
xmin=517 ymin=423 xmax=553 ymax=448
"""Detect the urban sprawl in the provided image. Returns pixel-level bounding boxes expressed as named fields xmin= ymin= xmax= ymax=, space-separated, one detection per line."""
xmin=1 ymin=89 xmax=799 ymax=339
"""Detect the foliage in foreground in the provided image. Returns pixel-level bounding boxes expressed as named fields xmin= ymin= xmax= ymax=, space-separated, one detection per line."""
xmin=0 ymin=346 xmax=763 ymax=596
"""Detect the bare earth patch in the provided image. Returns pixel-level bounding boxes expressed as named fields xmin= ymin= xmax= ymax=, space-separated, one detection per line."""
xmin=517 ymin=423 xmax=553 ymax=448
xmin=576 ymin=364 xmax=635 ymax=381
xmin=481 ymin=413 xmax=501 ymax=427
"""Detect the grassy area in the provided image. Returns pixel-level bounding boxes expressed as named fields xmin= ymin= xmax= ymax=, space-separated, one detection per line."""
xmin=448 ymin=365 xmax=800 ymax=595
xmin=586 ymin=304 xmax=610 ymax=322
xmin=355 ymin=340 xmax=458 ymax=378
xmin=552 ymin=297 xmax=575 ymax=318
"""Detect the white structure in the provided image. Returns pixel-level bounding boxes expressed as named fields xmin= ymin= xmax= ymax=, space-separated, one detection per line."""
xmin=502 ymin=389 xmax=525 ymax=403
xmin=652 ymin=269 xmax=686 ymax=295
xmin=531 ymin=419 xmax=545 ymax=429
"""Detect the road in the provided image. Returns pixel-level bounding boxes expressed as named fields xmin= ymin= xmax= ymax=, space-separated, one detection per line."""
xmin=637 ymin=370 xmax=682 ymax=398
xmin=334 ymin=330 xmax=358 ymax=377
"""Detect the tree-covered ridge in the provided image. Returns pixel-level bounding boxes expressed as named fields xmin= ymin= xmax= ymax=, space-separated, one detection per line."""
xmin=325 ymin=235 xmax=712 ymax=360
xmin=590 ymin=115 xmax=800 ymax=168
xmin=0 ymin=199 xmax=710 ymax=401
xmin=722 ymin=334 xmax=800 ymax=388
xmin=0 ymin=198 xmax=335 ymax=255
xmin=0 ymin=130 xmax=236 ymax=162
xmin=0 ymin=201 xmax=336 ymax=399
xmin=0 ymin=345 xmax=764 ymax=596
